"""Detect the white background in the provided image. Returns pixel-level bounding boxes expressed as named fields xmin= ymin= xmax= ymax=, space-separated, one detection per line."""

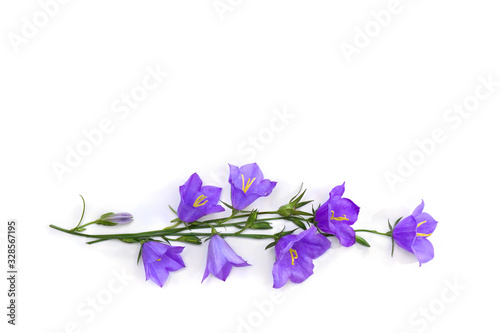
xmin=1 ymin=1 xmax=499 ymax=332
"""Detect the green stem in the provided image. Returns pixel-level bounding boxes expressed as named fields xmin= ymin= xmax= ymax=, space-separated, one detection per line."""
xmin=355 ymin=229 xmax=391 ymax=237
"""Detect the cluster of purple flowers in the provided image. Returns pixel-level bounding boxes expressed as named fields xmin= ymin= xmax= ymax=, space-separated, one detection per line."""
xmin=141 ymin=163 xmax=438 ymax=288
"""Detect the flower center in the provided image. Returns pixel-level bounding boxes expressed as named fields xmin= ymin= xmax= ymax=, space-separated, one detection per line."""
xmin=416 ymin=221 xmax=432 ymax=237
xmin=193 ymin=195 xmax=208 ymax=207
xmin=241 ymin=174 xmax=256 ymax=193
xmin=289 ymin=248 xmax=298 ymax=265
xmin=156 ymin=258 xmax=161 ymax=261
xmin=331 ymin=210 xmax=349 ymax=221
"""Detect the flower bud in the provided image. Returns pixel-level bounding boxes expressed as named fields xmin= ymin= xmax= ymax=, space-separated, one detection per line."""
xmin=278 ymin=203 xmax=294 ymax=217
xmin=95 ymin=212 xmax=133 ymax=226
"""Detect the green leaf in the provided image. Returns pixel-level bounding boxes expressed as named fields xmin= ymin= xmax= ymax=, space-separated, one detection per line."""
xmin=220 ymin=201 xmax=234 ymax=210
xmin=289 ymin=183 xmax=304 ymax=203
xmin=265 ymin=241 xmax=277 ymax=250
xmin=387 ymin=219 xmax=393 ymax=232
xmin=244 ymin=210 xmax=258 ymax=229
xmin=137 ymin=244 xmax=143 ymax=265
xmin=393 ymin=217 xmax=403 ymax=228
xmin=175 ymin=235 xmax=202 ymax=245
xmin=295 ymin=200 xmax=313 ymax=209
xmin=99 ymin=212 xmax=114 ymax=219
xmin=120 ymin=238 xmax=139 ymax=243
xmin=355 ymin=235 xmax=371 ymax=247
xmin=286 ymin=217 xmax=306 ymax=230
xmin=249 ymin=222 xmax=273 ymax=229
xmin=95 ymin=220 xmax=118 ymax=226
xmin=169 ymin=205 xmax=178 ymax=215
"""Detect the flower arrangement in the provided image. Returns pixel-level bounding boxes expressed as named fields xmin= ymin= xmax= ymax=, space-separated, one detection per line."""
xmin=50 ymin=163 xmax=438 ymax=288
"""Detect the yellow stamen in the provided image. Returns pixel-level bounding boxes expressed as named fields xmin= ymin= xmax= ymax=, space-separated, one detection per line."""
xmin=156 ymin=258 xmax=161 ymax=261
xmin=241 ymin=174 xmax=256 ymax=193
xmin=331 ymin=210 xmax=349 ymax=221
xmin=289 ymin=249 xmax=298 ymax=265
xmin=416 ymin=220 xmax=432 ymax=237
xmin=193 ymin=195 xmax=208 ymax=207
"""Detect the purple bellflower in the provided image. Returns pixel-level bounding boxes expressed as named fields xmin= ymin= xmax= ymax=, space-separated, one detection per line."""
xmin=272 ymin=227 xmax=330 ymax=289
xmin=228 ymin=163 xmax=277 ymax=211
xmin=315 ymin=183 xmax=360 ymax=247
xmin=141 ymin=241 xmax=185 ymax=287
xmin=392 ymin=200 xmax=438 ymax=266
xmin=202 ymin=234 xmax=250 ymax=282
xmin=177 ymin=173 xmax=224 ymax=223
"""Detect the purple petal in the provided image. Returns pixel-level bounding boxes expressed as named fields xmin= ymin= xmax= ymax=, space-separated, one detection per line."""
xmin=230 ymin=184 xmax=262 ymax=210
xmin=199 ymin=185 xmax=223 ymax=208
xmin=392 ymin=216 xmax=417 ymax=253
xmin=329 ymin=198 xmax=360 ymax=225
xmin=179 ymin=173 xmax=203 ymax=202
xmin=288 ymin=256 xmax=314 ymax=284
xmin=239 ymin=163 xmax=264 ymax=184
xmin=147 ymin=264 xmax=170 ymax=287
xmin=412 ymin=200 xmax=425 ymax=217
xmin=203 ymin=235 xmax=249 ymax=282
xmin=411 ymin=237 xmax=434 ymax=266
xmin=331 ymin=221 xmax=356 ymax=247
xmin=248 ymin=179 xmax=277 ymax=196
xmin=329 ymin=182 xmax=345 ymax=199
xmin=272 ymin=259 xmax=292 ymax=288
xmin=177 ymin=200 xmax=205 ymax=223
xmin=274 ymin=234 xmax=297 ymax=262
xmin=293 ymin=228 xmax=331 ymax=259
xmin=415 ymin=213 xmax=438 ymax=236
xmin=315 ymin=204 xmax=333 ymax=234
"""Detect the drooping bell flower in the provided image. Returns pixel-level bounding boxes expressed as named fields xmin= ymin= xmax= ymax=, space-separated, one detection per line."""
xmin=392 ymin=200 xmax=438 ymax=266
xmin=141 ymin=241 xmax=185 ymax=287
xmin=228 ymin=163 xmax=277 ymax=211
xmin=272 ymin=226 xmax=330 ymax=289
xmin=177 ymin=173 xmax=224 ymax=223
xmin=202 ymin=234 xmax=250 ymax=282
xmin=315 ymin=182 xmax=360 ymax=247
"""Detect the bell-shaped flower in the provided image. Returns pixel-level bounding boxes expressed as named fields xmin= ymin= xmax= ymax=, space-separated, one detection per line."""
xmin=315 ymin=183 xmax=360 ymax=247
xmin=392 ymin=200 xmax=438 ymax=266
xmin=228 ymin=163 xmax=277 ymax=211
xmin=141 ymin=241 xmax=185 ymax=287
xmin=177 ymin=173 xmax=224 ymax=223
xmin=272 ymin=227 xmax=330 ymax=288
xmin=202 ymin=234 xmax=250 ymax=282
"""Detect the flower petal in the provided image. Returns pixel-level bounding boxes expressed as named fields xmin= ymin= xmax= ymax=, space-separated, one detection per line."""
xmin=411 ymin=237 xmax=434 ymax=266
xmin=329 ymin=182 xmax=345 ymax=199
xmin=329 ymin=198 xmax=360 ymax=225
xmin=239 ymin=163 xmax=264 ymax=184
xmin=412 ymin=200 xmax=425 ymax=217
xmin=293 ymin=228 xmax=331 ymax=259
xmin=331 ymin=221 xmax=356 ymax=247
xmin=179 ymin=173 xmax=203 ymax=202
xmin=415 ymin=213 xmax=438 ymax=236
xmin=392 ymin=216 xmax=417 ymax=253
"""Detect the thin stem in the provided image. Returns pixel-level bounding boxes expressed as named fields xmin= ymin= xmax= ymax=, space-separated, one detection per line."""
xmin=355 ymin=229 xmax=391 ymax=237
xmin=175 ymin=232 xmax=275 ymax=240
xmin=70 ymin=195 xmax=86 ymax=231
